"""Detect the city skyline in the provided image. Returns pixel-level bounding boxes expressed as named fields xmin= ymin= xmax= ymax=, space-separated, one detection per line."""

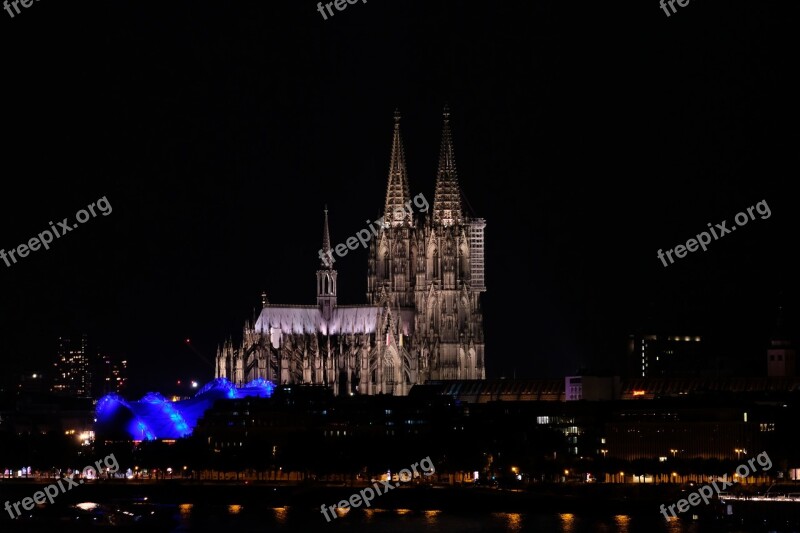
xmin=1 ymin=2 xmax=799 ymax=531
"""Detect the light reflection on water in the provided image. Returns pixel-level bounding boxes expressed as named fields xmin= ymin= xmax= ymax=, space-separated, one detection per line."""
xmin=178 ymin=503 xmax=192 ymax=520
xmin=174 ymin=505 xmax=753 ymax=532
xmin=423 ymin=509 xmax=441 ymax=526
xmin=559 ymin=512 xmax=576 ymax=533
xmin=363 ymin=508 xmax=387 ymax=522
xmin=504 ymin=512 xmax=524 ymax=531
xmin=273 ymin=506 xmax=288 ymax=525
xmin=665 ymin=515 xmax=683 ymax=533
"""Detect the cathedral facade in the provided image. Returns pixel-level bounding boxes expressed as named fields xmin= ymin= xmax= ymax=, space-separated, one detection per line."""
xmin=216 ymin=107 xmax=486 ymax=395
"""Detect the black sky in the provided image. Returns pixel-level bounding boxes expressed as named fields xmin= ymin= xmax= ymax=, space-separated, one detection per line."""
xmin=0 ymin=0 xmax=797 ymax=396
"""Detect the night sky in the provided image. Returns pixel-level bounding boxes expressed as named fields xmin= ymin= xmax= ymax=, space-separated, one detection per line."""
xmin=0 ymin=1 xmax=796 ymax=396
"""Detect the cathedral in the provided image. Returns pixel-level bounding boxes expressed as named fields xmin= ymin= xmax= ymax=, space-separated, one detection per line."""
xmin=216 ymin=107 xmax=487 ymax=396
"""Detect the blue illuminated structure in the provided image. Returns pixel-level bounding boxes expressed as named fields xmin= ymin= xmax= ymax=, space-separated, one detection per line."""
xmin=95 ymin=378 xmax=274 ymax=440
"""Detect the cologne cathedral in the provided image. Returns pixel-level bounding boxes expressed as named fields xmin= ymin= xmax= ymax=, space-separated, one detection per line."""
xmin=216 ymin=107 xmax=486 ymax=396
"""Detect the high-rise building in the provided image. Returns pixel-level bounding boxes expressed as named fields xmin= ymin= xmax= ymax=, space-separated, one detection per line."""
xmin=96 ymin=353 xmax=128 ymax=396
xmin=626 ymin=333 xmax=704 ymax=378
xmin=51 ymin=335 xmax=92 ymax=398
xmin=216 ymin=107 xmax=487 ymax=396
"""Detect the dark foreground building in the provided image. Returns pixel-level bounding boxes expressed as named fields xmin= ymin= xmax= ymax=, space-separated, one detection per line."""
xmin=182 ymin=378 xmax=800 ymax=484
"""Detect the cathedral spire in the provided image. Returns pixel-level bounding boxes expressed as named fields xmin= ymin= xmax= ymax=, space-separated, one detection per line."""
xmin=317 ymin=206 xmax=337 ymax=320
xmin=321 ymin=205 xmax=332 ymax=268
xmin=384 ymin=108 xmax=412 ymax=227
xmin=433 ymin=104 xmax=463 ymax=227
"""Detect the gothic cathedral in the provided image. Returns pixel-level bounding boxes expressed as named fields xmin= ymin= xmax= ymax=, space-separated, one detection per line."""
xmin=216 ymin=107 xmax=486 ymax=395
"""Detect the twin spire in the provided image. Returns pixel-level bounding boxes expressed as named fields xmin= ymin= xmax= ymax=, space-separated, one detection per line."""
xmin=320 ymin=105 xmax=465 ymax=253
xmin=383 ymin=105 xmax=464 ymax=228
xmin=432 ymin=104 xmax=463 ymax=227
xmin=384 ymin=109 xmax=412 ymax=227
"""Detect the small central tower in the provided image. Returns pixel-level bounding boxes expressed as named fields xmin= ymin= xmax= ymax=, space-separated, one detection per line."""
xmin=317 ymin=207 xmax=337 ymax=320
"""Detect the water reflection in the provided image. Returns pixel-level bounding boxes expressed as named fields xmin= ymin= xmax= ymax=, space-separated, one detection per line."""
xmin=364 ymin=508 xmax=389 ymax=521
xmin=423 ymin=509 xmax=441 ymax=526
xmin=168 ymin=502 xmax=776 ymax=532
xmin=179 ymin=503 xmax=193 ymax=519
xmin=665 ymin=515 xmax=682 ymax=533
xmin=273 ymin=506 xmax=288 ymax=524
xmin=560 ymin=513 xmax=576 ymax=533
xmin=614 ymin=514 xmax=630 ymax=533
xmin=506 ymin=512 xmax=523 ymax=531
xmin=491 ymin=512 xmax=523 ymax=531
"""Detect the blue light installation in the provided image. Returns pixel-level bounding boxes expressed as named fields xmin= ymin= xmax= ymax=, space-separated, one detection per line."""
xmin=95 ymin=378 xmax=274 ymax=441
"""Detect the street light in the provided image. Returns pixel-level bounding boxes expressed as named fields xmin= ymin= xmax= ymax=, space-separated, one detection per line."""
xmin=670 ymin=449 xmax=678 ymax=458
xmin=735 ymin=448 xmax=746 ymax=460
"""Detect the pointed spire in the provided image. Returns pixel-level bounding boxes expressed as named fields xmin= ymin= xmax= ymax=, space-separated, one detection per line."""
xmin=321 ymin=205 xmax=332 ymax=268
xmin=384 ymin=108 xmax=412 ymax=227
xmin=433 ymin=104 xmax=463 ymax=227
